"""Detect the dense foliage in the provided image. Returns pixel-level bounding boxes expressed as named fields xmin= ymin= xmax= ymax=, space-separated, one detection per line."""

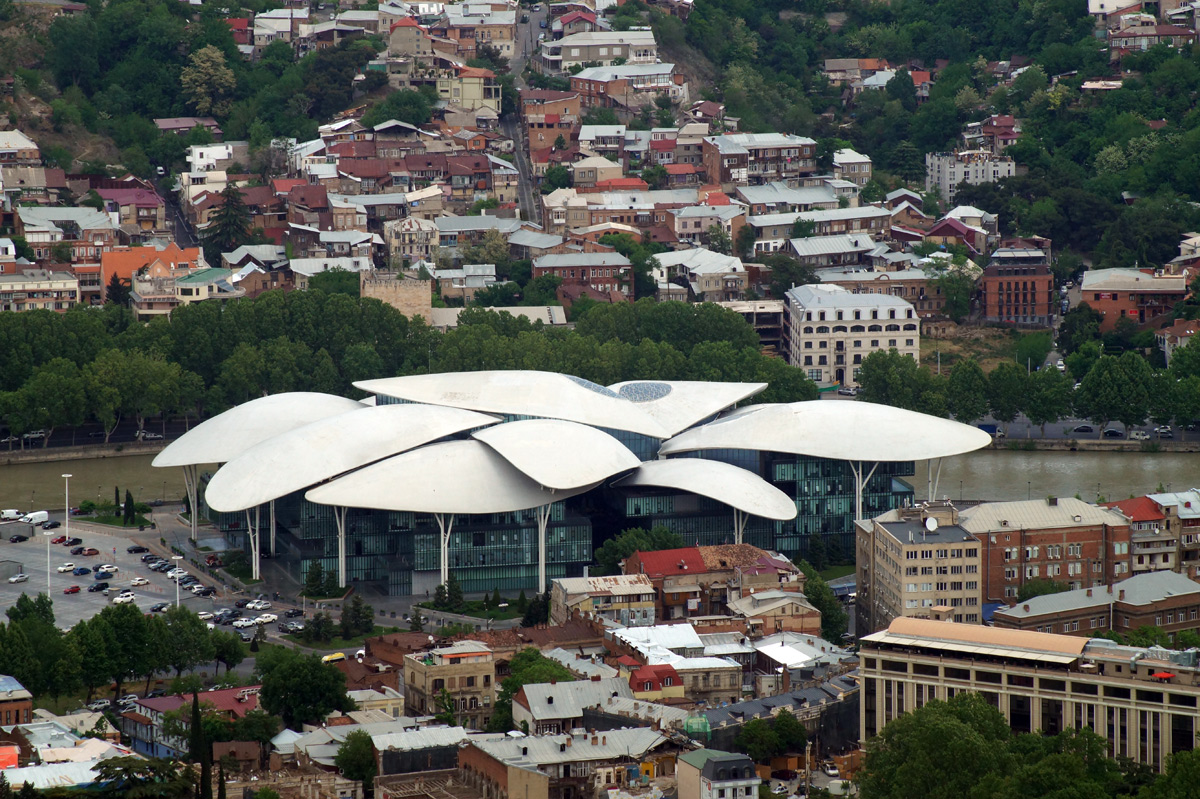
xmin=593 ymin=525 xmax=686 ymax=575
xmin=0 ymin=295 xmax=816 ymax=439
xmin=486 ymin=647 xmax=575 ymax=733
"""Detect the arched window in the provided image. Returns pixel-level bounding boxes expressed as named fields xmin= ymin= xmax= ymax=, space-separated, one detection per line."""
xmin=886 ymin=324 xmax=900 ymax=331
xmin=868 ymin=324 xmax=882 ymax=332
xmin=904 ymin=323 xmax=918 ymax=331
xmin=803 ymin=326 xmax=814 ymax=334
xmin=850 ymin=325 xmax=865 ymax=332
xmin=833 ymin=325 xmax=847 ymax=332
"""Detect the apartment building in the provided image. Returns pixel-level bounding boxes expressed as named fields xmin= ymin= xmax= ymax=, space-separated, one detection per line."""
xmin=736 ymin=182 xmax=842 ymax=216
xmin=980 ymin=262 xmax=1056 ymax=325
xmin=992 ymin=571 xmax=1200 ymax=637
xmin=702 ymin=133 xmax=817 ymax=188
xmin=0 ymin=130 xmax=41 ymax=165
xmin=820 ymin=267 xmax=950 ymax=318
xmin=384 ymin=215 xmax=439 ymax=264
xmin=924 ymin=150 xmax=1015 ymax=202
xmin=956 ymin=497 xmax=1133 ymax=604
xmin=749 ymin=206 xmax=892 ymax=252
xmin=570 ymin=63 xmax=687 ymax=111
xmin=1079 ymin=268 xmax=1189 ymax=332
xmin=403 ymin=640 xmax=495 ymax=730
xmin=678 ymin=749 xmax=760 ymax=799
xmin=1102 ymin=496 xmax=1173 ymax=575
xmin=535 ymin=29 xmax=657 ymax=75
xmin=784 ymin=284 xmax=919 ymax=387
xmin=859 ymin=616 xmax=1200 ymax=771
xmin=512 ymin=677 xmax=635 ymax=735
xmin=96 ymin=188 xmax=168 ymax=235
xmin=651 ymin=247 xmax=747 ymax=301
xmin=855 ymin=502 xmax=983 ymax=636
xmin=549 ymin=574 xmax=657 ymax=627
xmin=0 ymin=269 xmax=78 ymax=313
xmin=1148 ymin=490 xmax=1200 ymax=578
xmin=531 ymin=252 xmax=632 ymax=297
xmin=522 ymin=89 xmax=581 ymax=150
xmin=832 ymin=148 xmax=872 ymax=187
xmin=577 ymin=125 xmax=625 ymax=159
xmin=15 ymin=207 xmax=117 ymax=266
xmin=433 ymin=4 xmax=516 ymax=58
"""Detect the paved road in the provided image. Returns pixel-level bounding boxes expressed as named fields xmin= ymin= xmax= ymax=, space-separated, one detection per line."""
xmin=502 ymin=3 xmax=549 ymax=226
xmin=0 ymin=418 xmax=193 ymax=453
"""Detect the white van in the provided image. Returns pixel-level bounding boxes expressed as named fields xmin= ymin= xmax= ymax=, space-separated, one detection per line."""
xmin=0 ymin=510 xmax=22 ymax=521
xmin=20 ymin=511 xmax=48 ymax=525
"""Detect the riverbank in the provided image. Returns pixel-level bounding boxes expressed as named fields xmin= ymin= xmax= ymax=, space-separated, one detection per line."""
xmin=0 ymin=440 xmax=167 ymax=466
xmin=994 ymin=439 xmax=1200 ymax=453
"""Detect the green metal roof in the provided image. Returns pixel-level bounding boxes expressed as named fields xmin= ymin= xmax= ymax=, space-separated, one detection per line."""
xmin=175 ymin=267 xmax=233 ymax=285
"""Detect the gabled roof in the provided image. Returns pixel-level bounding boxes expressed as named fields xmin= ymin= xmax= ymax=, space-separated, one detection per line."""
xmin=627 ymin=547 xmax=707 ymax=578
xmin=1102 ymin=496 xmax=1166 ymax=523
xmin=516 ymin=677 xmax=633 ymax=721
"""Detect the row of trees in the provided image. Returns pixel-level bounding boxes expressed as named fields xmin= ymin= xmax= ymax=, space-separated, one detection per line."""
xmin=0 ymin=295 xmax=819 ymax=440
xmin=0 ymin=594 xmax=245 ymax=705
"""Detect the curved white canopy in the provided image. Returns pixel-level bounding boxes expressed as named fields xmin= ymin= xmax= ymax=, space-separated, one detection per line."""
xmin=354 ymin=371 xmax=670 ymax=438
xmin=608 ymin=380 xmax=768 ymax=437
xmin=152 ymin=393 xmax=363 ymax=468
xmin=659 ymin=400 xmax=992 ymax=462
xmin=305 ymin=439 xmax=588 ymax=513
xmin=205 ymin=404 xmax=500 ymax=512
xmin=613 ymin=459 xmax=797 ymax=521
xmin=472 ymin=419 xmax=640 ymax=490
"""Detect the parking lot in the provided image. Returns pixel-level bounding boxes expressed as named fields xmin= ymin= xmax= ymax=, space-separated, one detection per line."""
xmin=0 ymin=519 xmax=224 ymax=630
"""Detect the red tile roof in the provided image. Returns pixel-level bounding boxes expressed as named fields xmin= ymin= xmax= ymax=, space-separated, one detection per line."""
xmin=626 ymin=547 xmax=706 ymax=578
xmin=138 ymin=687 xmax=262 ymax=719
xmin=97 ymin=188 xmax=163 ymax=208
xmin=559 ymin=10 xmax=595 ymax=24
xmin=594 ymin=177 xmax=648 ymax=191
xmin=630 ymin=663 xmax=679 ymax=691
xmin=650 ymin=139 xmax=675 ymax=151
xmin=390 ymin=17 xmax=421 ymax=31
xmin=272 ymin=178 xmax=307 ymax=195
xmin=664 ymin=164 xmax=696 ymax=175
xmin=1103 ymin=496 xmax=1166 ymax=523
xmin=225 ymin=17 xmax=249 ymax=29
xmin=704 ymin=191 xmax=731 ymax=205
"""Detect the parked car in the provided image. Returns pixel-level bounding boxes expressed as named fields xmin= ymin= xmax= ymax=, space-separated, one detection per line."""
xmin=232 ymin=618 xmax=256 ymax=629
xmin=88 ymin=582 xmax=109 ymax=592
xmin=772 ymin=785 xmax=788 ymax=795
xmin=127 ymin=545 xmax=148 ymax=553
xmin=234 ymin=598 xmax=251 ymax=608
xmin=63 ymin=585 xmax=80 ymax=594
xmin=285 ymin=608 xmax=305 ymax=618
xmin=240 ymin=631 xmax=256 ymax=642
xmin=149 ymin=602 xmax=170 ymax=613
xmin=130 ymin=577 xmax=149 ymax=586
xmin=95 ymin=571 xmax=115 ymax=581
xmin=85 ymin=700 xmax=110 ymax=712
xmin=57 ymin=562 xmax=75 ymax=573
xmin=255 ymin=613 xmax=278 ymax=624
xmin=1129 ymin=430 xmax=1151 ymax=441
xmin=141 ymin=553 xmax=160 ymax=562
xmin=42 ymin=520 xmax=61 ymax=530
xmin=112 ymin=593 xmax=136 ymax=604
xmin=539 ymin=19 xmax=546 ymax=27
xmin=51 ymin=536 xmax=67 ymax=544
xmin=1069 ymin=424 xmax=1095 ymax=433
xmin=63 ymin=537 xmax=81 ymax=546
xmin=97 ymin=564 xmax=118 ymax=573
xmin=1102 ymin=427 xmax=1124 ymax=438
xmin=136 ymin=430 xmax=163 ymax=440
xmin=70 ymin=546 xmax=86 ymax=555
xmin=247 ymin=599 xmax=272 ymax=610
xmin=197 ymin=611 xmax=215 ymax=621
xmin=23 ymin=430 xmax=45 ymax=440
xmin=836 ymin=386 xmax=858 ymax=396
xmin=193 ymin=586 xmax=215 ymax=597
xmin=7 ymin=573 xmax=29 ymax=583
xmin=1155 ymin=425 xmax=1174 ymax=438
xmin=823 ymin=764 xmax=839 ymax=778
xmin=9 ymin=534 xmax=29 ymax=543
xmin=72 ymin=566 xmax=91 ymax=576
xmin=82 ymin=547 xmax=99 ymax=556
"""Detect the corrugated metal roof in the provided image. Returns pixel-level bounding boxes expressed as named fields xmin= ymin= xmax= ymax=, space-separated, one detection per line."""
xmin=958 ymin=497 xmax=1127 ymax=533
xmin=995 ymin=571 xmax=1200 ymax=620
xmin=520 ymin=677 xmax=632 ymax=721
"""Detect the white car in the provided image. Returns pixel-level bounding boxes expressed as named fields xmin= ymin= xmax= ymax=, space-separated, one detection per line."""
xmin=197 ymin=611 xmax=214 ymax=620
xmin=168 ymin=569 xmax=188 ymax=580
xmin=97 ymin=564 xmax=118 ymax=573
xmin=57 ymin=563 xmax=75 ymax=573
xmin=8 ymin=573 xmax=29 ymax=583
xmin=232 ymin=618 xmax=256 ymax=629
xmin=130 ymin=576 xmax=149 ymax=586
xmin=255 ymin=613 xmax=278 ymax=625
xmin=112 ymin=593 xmax=136 ymax=604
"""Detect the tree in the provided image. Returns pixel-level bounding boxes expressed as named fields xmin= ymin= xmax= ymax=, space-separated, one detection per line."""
xmin=1026 ymin=367 xmax=1074 ymax=436
xmin=736 ymin=718 xmax=782 ymax=762
xmin=335 ymin=729 xmax=378 ymax=793
xmin=763 ymin=254 xmax=818 ymax=299
xmin=92 ymin=756 xmax=194 ymax=799
xmin=795 ymin=560 xmax=848 ymax=643
xmin=1017 ymin=578 xmax=1069 ymax=602
xmin=202 ymin=186 xmax=251 ymax=266
xmin=641 ymin=164 xmax=668 ymax=190
xmin=929 ymin=259 xmax=975 ymax=322
xmin=1076 ymin=353 xmax=1150 ymax=431
xmin=305 ymin=562 xmax=326 ymax=596
xmin=542 ymin=164 xmax=571 ymax=192
xmin=258 ymin=649 xmax=353 ymax=728
xmin=735 ymin=225 xmax=757 ymax=258
xmin=409 ymin=606 xmax=425 ymax=632
xmin=790 ymin=218 xmax=816 ymax=239
xmin=164 ymin=605 xmax=216 ymax=677
xmin=772 ymin=709 xmax=807 ymax=752
xmin=521 ymin=592 xmax=549 ymax=627
xmin=486 ymin=648 xmax=574 ymax=732
xmin=446 ymin=572 xmax=465 ymax=612
xmin=594 ymin=526 xmax=686 ymax=575
xmin=189 ymin=692 xmax=205 ymax=763
xmin=106 ymin=273 xmax=131 ymax=306
xmin=211 ymin=630 xmax=246 ymax=676
xmin=304 ymin=611 xmax=335 ymax=644
xmin=706 ymin=225 xmax=732 ymax=255
xmin=1058 ymin=303 xmax=1102 ymax=355
xmin=181 ymin=46 xmax=237 ymax=117
xmin=433 ymin=687 xmax=457 ymax=725
xmin=987 ymin=362 xmax=1027 ymax=430
xmin=309 ymin=268 xmax=361 ymax=297
xmin=946 ymin=359 xmax=988 ymax=425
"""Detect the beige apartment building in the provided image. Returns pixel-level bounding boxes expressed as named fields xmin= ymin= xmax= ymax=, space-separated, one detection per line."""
xmin=404 ymin=640 xmax=496 ymax=730
xmin=784 ymin=284 xmax=920 ymax=387
xmin=0 ymin=269 xmax=78 ymax=312
xmin=549 ymin=574 xmax=657 ymax=627
xmin=535 ymin=30 xmax=657 ymax=75
xmin=861 ymin=617 xmax=1200 ymax=771
xmin=855 ymin=502 xmax=983 ymax=636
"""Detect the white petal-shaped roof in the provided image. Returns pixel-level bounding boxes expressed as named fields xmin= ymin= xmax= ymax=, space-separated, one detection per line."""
xmin=305 ymin=439 xmax=591 ymax=513
xmin=613 ymin=459 xmax=797 ymax=520
xmin=152 ymin=393 xmax=363 ymax=468
xmin=659 ymin=401 xmax=992 ymax=462
xmin=607 ymin=380 xmax=768 ymax=437
xmin=472 ymin=419 xmax=640 ymax=490
xmin=354 ymin=371 xmax=670 ymax=438
xmin=205 ymin=404 xmax=500 ymax=512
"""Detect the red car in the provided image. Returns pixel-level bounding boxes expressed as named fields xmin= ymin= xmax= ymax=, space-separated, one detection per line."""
xmin=63 ymin=585 xmax=80 ymax=594
xmin=51 ymin=535 xmax=67 ymax=544
xmin=82 ymin=547 xmax=100 ymax=556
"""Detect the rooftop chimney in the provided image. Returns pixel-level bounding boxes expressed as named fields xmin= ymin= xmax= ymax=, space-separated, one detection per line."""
xmin=1086 ymin=589 xmax=1092 ymax=597
xmin=1119 ymin=589 xmax=1126 ymax=600
xmin=591 ymin=736 xmax=599 ymax=746
xmin=590 ymin=675 xmax=600 ymax=681
xmin=1023 ymin=604 xmax=1030 ymax=612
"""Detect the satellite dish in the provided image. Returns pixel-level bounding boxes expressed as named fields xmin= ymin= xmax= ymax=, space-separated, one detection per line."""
xmin=925 ymin=517 xmax=938 ymax=532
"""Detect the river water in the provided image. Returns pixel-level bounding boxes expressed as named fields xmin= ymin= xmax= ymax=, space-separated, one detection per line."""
xmin=0 ymin=451 xmax=1196 ymax=512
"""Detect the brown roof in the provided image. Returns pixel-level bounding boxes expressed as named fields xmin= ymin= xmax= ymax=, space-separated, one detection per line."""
xmin=696 ymin=544 xmax=776 ymax=571
xmin=212 ymin=741 xmax=261 ymax=762
xmin=884 ymin=617 xmax=1088 ymax=655
xmin=446 ymin=619 xmax=603 ymax=652
xmin=287 ymin=184 xmax=330 ymax=209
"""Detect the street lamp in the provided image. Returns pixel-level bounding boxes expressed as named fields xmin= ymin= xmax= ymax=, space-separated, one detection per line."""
xmin=62 ymin=474 xmax=72 ymax=543
xmin=172 ymin=555 xmax=184 ymax=608
xmin=44 ymin=530 xmax=53 ymax=596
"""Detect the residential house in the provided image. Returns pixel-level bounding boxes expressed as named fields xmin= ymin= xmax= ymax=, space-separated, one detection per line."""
xmin=980 ymin=261 xmax=1055 ymax=326
xmin=1102 ymin=496 xmax=1172 ymax=575
xmin=651 ymin=247 xmax=747 ymax=301
xmin=1146 ymin=490 xmax=1200 ymax=578
xmin=0 ymin=675 xmax=33 ymax=726
xmin=822 ymin=57 xmax=891 ymax=84
xmin=289 ymin=256 xmax=374 ymax=291
xmin=15 ymin=206 xmax=117 ymax=300
xmin=832 ymin=149 xmax=872 ymax=187
xmin=925 ymin=215 xmax=990 ymax=258
xmin=570 ymin=63 xmax=688 ymax=112
xmin=101 ymin=243 xmax=205 ymax=303
xmin=531 ymin=252 xmax=632 ymax=297
xmin=403 ymin=640 xmax=495 ymax=730
xmin=385 ymin=215 xmax=440 ymax=264
xmin=577 ymin=124 xmax=626 ymax=160
xmin=725 ymin=590 xmax=822 ymax=635
xmin=962 ymin=115 xmax=1021 ymax=155
xmin=534 ymin=30 xmax=657 ymax=75
xmin=785 ymin=283 xmax=920 ymax=386
xmin=787 ymin=234 xmax=876 ymax=270
xmin=1157 ymin=319 xmax=1198 ymax=367
xmin=433 ymin=3 xmax=516 ymax=59
xmin=1 ymin=166 xmax=69 ymax=206
xmin=702 ymin=133 xmax=817 ymax=188
xmin=570 ymin=156 xmax=623 ymax=188
xmin=96 ymin=188 xmax=167 ymax=235
xmin=626 ymin=663 xmax=685 ymax=702
xmin=956 ymin=497 xmax=1133 ymax=604
xmin=123 ymin=686 xmax=262 ymax=758
xmin=993 ymin=571 xmax=1200 ymax=638
xmin=1109 ymin=21 xmax=1197 ymax=59
xmin=678 ymin=750 xmax=760 ymax=799
xmin=549 ymin=574 xmax=657 ymax=626
xmin=819 ymin=267 xmax=948 ymax=318
xmin=749 ymin=207 xmax=891 ymax=252
xmin=1080 ymin=268 xmax=1190 ymax=331
xmin=0 ymin=130 xmax=41 ymax=165
xmin=154 ymin=117 xmax=222 ymax=138
xmin=512 ymin=677 xmax=635 ymax=734
xmin=736 ymin=182 xmax=841 ymax=216
xmin=130 ymin=265 xmax=244 ymax=319
xmin=669 ymin=204 xmax=744 ymax=247
xmin=925 ymin=150 xmax=1016 ymax=202
xmin=425 ymin=262 xmax=497 ymax=301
